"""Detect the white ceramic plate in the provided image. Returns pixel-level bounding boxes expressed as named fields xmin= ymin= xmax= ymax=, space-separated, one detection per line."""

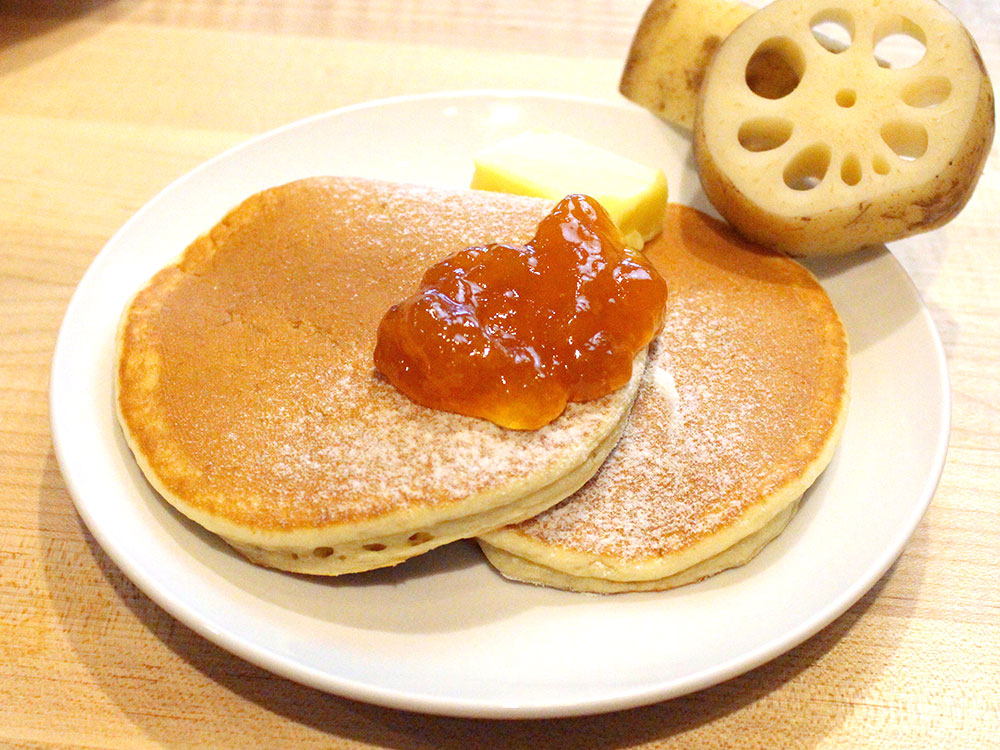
xmin=50 ymin=92 xmax=949 ymax=718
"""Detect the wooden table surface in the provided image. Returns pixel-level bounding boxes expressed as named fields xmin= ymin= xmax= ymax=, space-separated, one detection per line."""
xmin=2 ymin=0 xmax=998 ymax=747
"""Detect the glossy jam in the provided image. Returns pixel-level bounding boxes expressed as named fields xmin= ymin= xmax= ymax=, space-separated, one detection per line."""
xmin=373 ymin=195 xmax=667 ymax=429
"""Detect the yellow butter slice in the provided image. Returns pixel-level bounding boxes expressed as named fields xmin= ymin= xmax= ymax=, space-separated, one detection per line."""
xmin=471 ymin=129 xmax=668 ymax=249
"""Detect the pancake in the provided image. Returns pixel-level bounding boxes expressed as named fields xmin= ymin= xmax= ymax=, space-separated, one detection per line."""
xmin=115 ymin=176 xmax=646 ymax=575
xmin=478 ymin=204 xmax=849 ymax=593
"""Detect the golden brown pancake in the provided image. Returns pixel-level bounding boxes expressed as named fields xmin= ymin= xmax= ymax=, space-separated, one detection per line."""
xmin=115 ymin=177 xmax=645 ymax=575
xmin=478 ymin=204 xmax=849 ymax=592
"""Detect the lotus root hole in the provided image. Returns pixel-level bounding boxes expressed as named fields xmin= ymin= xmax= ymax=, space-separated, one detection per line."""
xmin=902 ymin=76 xmax=952 ymax=108
xmin=408 ymin=532 xmax=433 ymax=545
xmin=783 ymin=144 xmax=831 ymax=191
xmin=840 ymin=154 xmax=862 ymax=186
xmin=810 ymin=9 xmax=855 ymax=53
xmin=881 ymin=120 xmax=928 ymax=160
xmin=745 ymin=37 xmax=805 ymax=99
xmin=836 ymin=88 xmax=857 ymax=108
xmin=738 ymin=117 xmax=794 ymax=152
xmin=363 ymin=543 xmax=387 ymax=552
xmin=873 ymin=16 xmax=926 ymax=69
xmin=873 ymin=155 xmax=891 ymax=175
xmin=313 ymin=546 xmax=334 ymax=558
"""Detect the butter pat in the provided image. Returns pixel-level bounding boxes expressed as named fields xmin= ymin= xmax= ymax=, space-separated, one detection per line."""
xmin=471 ymin=130 xmax=668 ymax=248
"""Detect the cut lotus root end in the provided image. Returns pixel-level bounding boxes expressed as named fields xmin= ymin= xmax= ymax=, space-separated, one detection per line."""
xmin=694 ymin=0 xmax=994 ymax=255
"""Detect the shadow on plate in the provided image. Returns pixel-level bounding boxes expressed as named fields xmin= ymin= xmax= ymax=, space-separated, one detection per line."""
xmin=111 ymin=431 xmax=573 ymax=634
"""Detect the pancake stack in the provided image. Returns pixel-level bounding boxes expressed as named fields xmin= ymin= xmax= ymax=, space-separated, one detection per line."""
xmin=115 ymin=177 xmax=645 ymax=575
xmin=117 ymin=176 xmax=848 ymax=591
xmin=479 ymin=205 xmax=849 ymax=592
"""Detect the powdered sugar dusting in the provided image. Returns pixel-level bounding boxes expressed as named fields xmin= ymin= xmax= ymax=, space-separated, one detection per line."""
xmin=649 ymin=356 xmax=681 ymax=434
xmin=253 ymin=353 xmax=621 ymax=525
xmin=507 ymin=211 xmax=848 ymax=561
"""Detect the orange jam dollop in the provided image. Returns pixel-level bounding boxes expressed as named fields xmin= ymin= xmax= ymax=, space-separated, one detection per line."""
xmin=373 ymin=194 xmax=667 ymax=430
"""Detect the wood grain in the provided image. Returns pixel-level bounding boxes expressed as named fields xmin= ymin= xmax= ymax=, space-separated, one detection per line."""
xmin=2 ymin=1 xmax=998 ymax=747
